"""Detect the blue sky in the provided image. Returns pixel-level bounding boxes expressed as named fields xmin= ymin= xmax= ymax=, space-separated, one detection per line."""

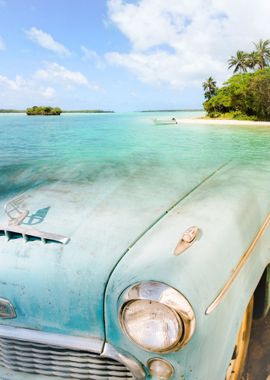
xmin=0 ymin=0 xmax=269 ymax=111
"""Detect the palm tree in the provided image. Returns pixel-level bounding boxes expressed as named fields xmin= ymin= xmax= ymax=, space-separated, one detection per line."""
xmin=253 ymin=39 xmax=270 ymax=69
xmin=228 ymin=51 xmax=249 ymax=73
xmin=202 ymin=77 xmax=218 ymax=100
xmin=246 ymin=51 xmax=259 ymax=71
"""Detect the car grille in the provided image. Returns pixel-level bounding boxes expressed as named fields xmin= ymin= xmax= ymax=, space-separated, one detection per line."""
xmin=0 ymin=337 xmax=134 ymax=379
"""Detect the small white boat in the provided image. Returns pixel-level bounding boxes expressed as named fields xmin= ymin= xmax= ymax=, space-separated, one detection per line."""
xmin=153 ymin=118 xmax=178 ymax=125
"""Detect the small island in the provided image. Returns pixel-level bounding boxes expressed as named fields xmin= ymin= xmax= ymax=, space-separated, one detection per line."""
xmin=26 ymin=106 xmax=62 ymax=116
xmin=202 ymin=39 xmax=270 ymax=121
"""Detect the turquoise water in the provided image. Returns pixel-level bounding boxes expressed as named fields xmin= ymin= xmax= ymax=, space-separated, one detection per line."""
xmin=1 ymin=111 xmax=270 ymax=201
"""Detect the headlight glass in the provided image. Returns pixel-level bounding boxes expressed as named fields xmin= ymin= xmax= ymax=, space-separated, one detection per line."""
xmin=119 ymin=282 xmax=196 ymax=353
xmin=122 ymin=299 xmax=183 ymax=352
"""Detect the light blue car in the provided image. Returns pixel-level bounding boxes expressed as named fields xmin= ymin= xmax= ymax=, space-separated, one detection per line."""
xmin=1 ymin=112 xmax=270 ymax=380
xmin=0 ymin=161 xmax=269 ymax=380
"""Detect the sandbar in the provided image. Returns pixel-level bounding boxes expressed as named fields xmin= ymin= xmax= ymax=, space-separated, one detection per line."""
xmin=177 ymin=118 xmax=270 ymax=126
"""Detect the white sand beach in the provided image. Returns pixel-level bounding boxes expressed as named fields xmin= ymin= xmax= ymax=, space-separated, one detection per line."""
xmin=177 ymin=118 xmax=270 ymax=126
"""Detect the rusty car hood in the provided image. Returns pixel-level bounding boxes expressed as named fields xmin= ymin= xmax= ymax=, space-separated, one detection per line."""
xmin=0 ymin=163 xmax=225 ymax=340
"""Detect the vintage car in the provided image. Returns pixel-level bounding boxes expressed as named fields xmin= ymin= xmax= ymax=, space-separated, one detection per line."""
xmin=0 ymin=162 xmax=269 ymax=380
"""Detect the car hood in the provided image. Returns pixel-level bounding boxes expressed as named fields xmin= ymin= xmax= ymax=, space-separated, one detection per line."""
xmin=0 ymin=163 xmax=226 ymax=340
xmin=104 ymin=163 xmax=270 ymax=379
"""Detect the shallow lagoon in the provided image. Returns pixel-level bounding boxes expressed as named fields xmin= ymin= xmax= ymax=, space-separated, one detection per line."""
xmin=1 ymin=111 xmax=270 ymax=206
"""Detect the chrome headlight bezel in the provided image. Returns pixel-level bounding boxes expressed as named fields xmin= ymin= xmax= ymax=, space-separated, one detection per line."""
xmin=119 ymin=281 xmax=196 ymax=354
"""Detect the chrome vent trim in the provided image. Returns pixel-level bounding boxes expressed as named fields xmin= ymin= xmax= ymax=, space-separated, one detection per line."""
xmin=0 ymin=327 xmax=145 ymax=379
xmin=0 ymin=337 xmax=133 ymax=379
xmin=0 ymin=224 xmax=69 ymax=245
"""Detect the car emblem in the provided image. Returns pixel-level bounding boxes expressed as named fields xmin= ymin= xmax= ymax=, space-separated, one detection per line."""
xmin=174 ymin=226 xmax=200 ymax=256
xmin=0 ymin=298 xmax=16 ymax=319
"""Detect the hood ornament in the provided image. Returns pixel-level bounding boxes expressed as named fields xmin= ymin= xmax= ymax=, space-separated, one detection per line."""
xmin=0 ymin=298 xmax=16 ymax=319
xmin=4 ymin=194 xmax=29 ymax=226
xmin=2 ymin=194 xmax=70 ymax=245
xmin=174 ymin=226 xmax=200 ymax=256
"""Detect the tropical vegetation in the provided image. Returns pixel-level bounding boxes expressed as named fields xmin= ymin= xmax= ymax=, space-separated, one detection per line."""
xmin=203 ymin=39 xmax=270 ymax=120
xmin=202 ymin=77 xmax=218 ymax=100
xmin=26 ymin=106 xmax=62 ymax=116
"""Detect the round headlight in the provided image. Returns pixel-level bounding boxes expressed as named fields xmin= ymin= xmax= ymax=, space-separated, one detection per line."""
xmin=122 ymin=300 xmax=183 ymax=352
xmin=119 ymin=282 xmax=195 ymax=353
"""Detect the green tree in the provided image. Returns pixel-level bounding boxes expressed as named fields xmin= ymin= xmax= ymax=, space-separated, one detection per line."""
xmin=249 ymin=69 xmax=270 ymax=119
xmin=246 ymin=51 xmax=259 ymax=71
xmin=26 ymin=106 xmax=62 ymax=115
xmin=54 ymin=107 xmax=62 ymax=114
xmin=44 ymin=106 xmax=52 ymax=113
xmin=228 ymin=51 xmax=249 ymax=73
xmin=253 ymin=39 xmax=270 ymax=69
xmin=204 ymin=73 xmax=252 ymax=116
xmin=202 ymin=77 xmax=218 ymax=100
xmin=203 ymin=68 xmax=270 ymax=120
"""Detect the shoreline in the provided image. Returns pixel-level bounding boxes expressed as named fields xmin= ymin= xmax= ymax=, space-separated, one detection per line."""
xmin=177 ymin=118 xmax=270 ymax=126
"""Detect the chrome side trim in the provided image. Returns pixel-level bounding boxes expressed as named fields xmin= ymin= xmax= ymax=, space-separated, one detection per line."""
xmin=206 ymin=212 xmax=270 ymax=315
xmin=102 ymin=343 xmax=146 ymax=380
xmin=0 ymin=326 xmax=103 ymax=353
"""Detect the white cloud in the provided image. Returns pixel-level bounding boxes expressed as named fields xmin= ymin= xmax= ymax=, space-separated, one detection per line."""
xmin=0 ymin=73 xmax=55 ymax=99
xmin=0 ymin=62 xmax=100 ymax=106
xmin=81 ymin=45 xmax=99 ymax=60
xmin=41 ymin=86 xmax=56 ymax=99
xmin=107 ymin=0 xmax=270 ymax=88
xmin=25 ymin=27 xmax=71 ymax=56
xmin=0 ymin=74 xmax=25 ymax=90
xmin=0 ymin=36 xmax=5 ymax=50
xmin=107 ymin=50 xmax=224 ymax=87
xmin=81 ymin=46 xmax=106 ymax=69
xmin=35 ymin=62 xmax=99 ymax=90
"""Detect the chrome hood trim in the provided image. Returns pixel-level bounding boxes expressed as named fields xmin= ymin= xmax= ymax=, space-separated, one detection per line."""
xmin=206 ymin=212 xmax=270 ymax=315
xmin=0 ymin=325 xmax=103 ymax=353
